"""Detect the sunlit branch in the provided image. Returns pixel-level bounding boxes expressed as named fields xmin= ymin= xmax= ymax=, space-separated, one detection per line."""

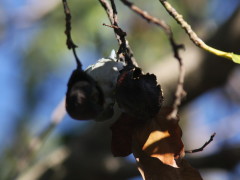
xmin=159 ymin=0 xmax=240 ymax=64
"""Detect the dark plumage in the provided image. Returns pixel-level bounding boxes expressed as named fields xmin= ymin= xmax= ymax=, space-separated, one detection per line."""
xmin=66 ymin=69 xmax=104 ymax=120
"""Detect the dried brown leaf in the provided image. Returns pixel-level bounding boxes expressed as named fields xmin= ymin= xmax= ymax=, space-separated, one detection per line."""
xmin=133 ymin=108 xmax=184 ymax=167
xmin=111 ymin=113 xmax=137 ymax=157
xmin=134 ymin=154 xmax=203 ymax=180
xmin=131 ymin=108 xmax=202 ymax=179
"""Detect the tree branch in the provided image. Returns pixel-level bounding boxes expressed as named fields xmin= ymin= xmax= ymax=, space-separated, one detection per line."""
xmin=98 ymin=0 xmax=121 ymax=44
xmin=185 ymin=133 xmax=216 ymax=153
xmin=62 ymin=0 xmax=82 ymax=69
xmin=121 ymin=0 xmax=170 ymax=34
xmin=98 ymin=0 xmax=137 ymax=66
xmin=158 ymin=0 xmax=240 ymax=64
xmin=121 ymin=0 xmax=185 ymax=120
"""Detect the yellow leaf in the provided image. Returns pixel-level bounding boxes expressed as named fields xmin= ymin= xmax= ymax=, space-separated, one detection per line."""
xmin=232 ymin=53 xmax=240 ymax=64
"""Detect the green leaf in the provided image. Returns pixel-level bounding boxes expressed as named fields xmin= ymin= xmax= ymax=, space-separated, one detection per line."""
xmin=232 ymin=53 xmax=240 ymax=64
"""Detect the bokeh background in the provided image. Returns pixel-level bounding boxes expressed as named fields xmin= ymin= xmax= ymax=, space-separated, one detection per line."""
xmin=0 ymin=0 xmax=240 ymax=179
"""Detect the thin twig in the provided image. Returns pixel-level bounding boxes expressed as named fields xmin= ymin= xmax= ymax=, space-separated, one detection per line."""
xmin=62 ymin=0 xmax=82 ymax=69
xmin=185 ymin=133 xmax=216 ymax=153
xmin=98 ymin=0 xmax=136 ymax=66
xmin=98 ymin=0 xmax=121 ymax=44
xmin=110 ymin=0 xmax=136 ymax=66
xmin=159 ymin=0 xmax=202 ymax=46
xmin=121 ymin=0 xmax=185 ymax=120
xmin=110 ymin=0 xmax=119 ymax=26
xmin=121 ymin=0 xmax=170 ymax=34
xmin=102 ymin=23 xmax=127 ymax=38
xmin=167 ymin=58 xmax=186 ymax=120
